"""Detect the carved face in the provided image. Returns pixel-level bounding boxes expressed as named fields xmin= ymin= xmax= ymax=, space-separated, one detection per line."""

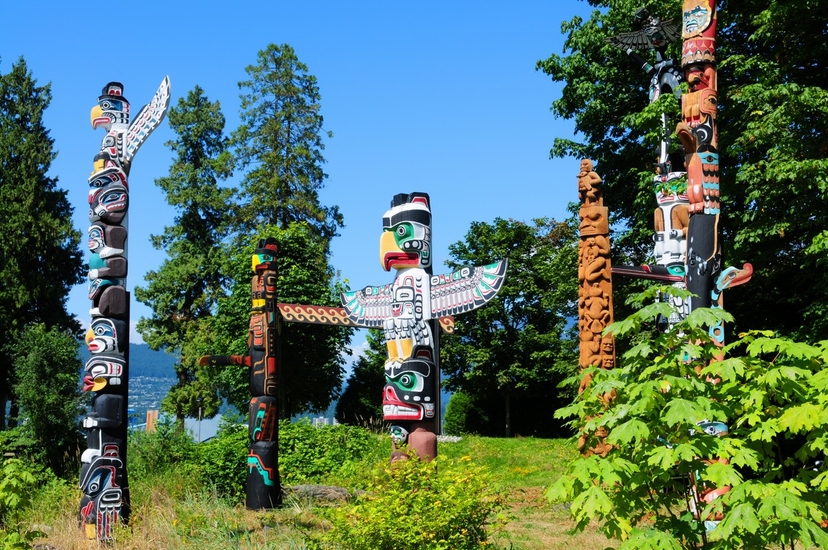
xmin=90 ymin=82 xmax=130 ymax=130
xmin=88 ymin=223 xmax=126 ymax=259
xmin=383 ymin=358 xmax=437 ymax=421
xmin=86 ymin=318 xmax=127 ymax=355
xmin=683 ymin=0 xmax=713 ymax=37
xmin=83 ymin=354 xmax=125 ymax=391
xmin=252 ymin=238 xmax=278 ymax=274
xmin=580 ymin=159 xmax=593 ymax=172
xmin=380 ymin=193 xmax=432 ymax=271
xmin=88 ymin=184 xmax=128 ymax=224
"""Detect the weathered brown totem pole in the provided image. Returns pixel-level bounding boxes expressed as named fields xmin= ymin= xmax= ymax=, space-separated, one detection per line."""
xmin=200 ymin=238 xmax=282 ymax=509
xmin=576 ymin=160 xmax=616 ymax=457
xmin=79 ymin=78 xmax=170 ymax=540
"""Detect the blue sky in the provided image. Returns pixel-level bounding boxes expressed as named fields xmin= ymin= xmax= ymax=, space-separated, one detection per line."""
xmin=1 ymin=1 xmax=592 ymax=360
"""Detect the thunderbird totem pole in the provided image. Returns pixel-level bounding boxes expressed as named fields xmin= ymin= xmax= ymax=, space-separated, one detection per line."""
xmin=79 ymin=78 xmax=170 ymax=540
xmin=199 ymin=238 xmax=282 ymax=509
xmin=340 ymin=192 xmax=507 ymax=461
xmin=607 ymin=1 xmax=753 ymax=533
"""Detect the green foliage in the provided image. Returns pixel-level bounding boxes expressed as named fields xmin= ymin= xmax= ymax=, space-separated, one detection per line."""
xmin=196 ymin=420 xmax=248 ymax=500
xmin=441 ymin=217 xmax=579 ymax=437
xmin=548 ymin=286 xmax=828 ymax=549
xmin=536 ymin=1 xmax=828 ymax=339
xmin=129 ymin=415 xmax=199 ymax=481
xmin=0 ymin=57 xmax=83 ymax=428
xmin=336 ymin=329 xmax=386 ymax=425
xmin=10 ymin=324 xmax=83 ymax=476
xmin=310 ymin=453 xmax=507 ymax=550
xmin=442 ymin=391 xmax=487 ymax=436
xmin=135 ymin=85 xmax=234 ymax=423
xmin=279 ymin=419 xmax=381 ymax=486
xmin=0 ymin=458 xmax=44 ymax=548
xmin=233 ymin=43 xmax=343 ymax=240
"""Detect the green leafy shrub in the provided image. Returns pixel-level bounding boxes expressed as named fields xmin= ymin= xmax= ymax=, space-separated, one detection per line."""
xmin=197 ymin=421 xmax=248 ymax=500
xmin=443 ymin=391 xmax=487 ymax=435
xmin=0 ymin=457 xmax=44 ymax=548
xmin=129 ymin=415 xmax=199 ymax=481
xmin=278 ymin=419 xmax=382 ymax=485
xmin=310 ymin=452 xmax=507 ymax=549
xmin=548 ymin=286 xmax=828 ymax=549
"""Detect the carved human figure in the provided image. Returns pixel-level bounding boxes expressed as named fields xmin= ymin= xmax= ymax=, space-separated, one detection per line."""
xmin=577 ymin=159 xmax=603 ymax=206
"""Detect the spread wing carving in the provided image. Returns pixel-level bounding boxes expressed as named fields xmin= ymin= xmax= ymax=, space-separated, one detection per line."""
xmin=124 ymin=75 xmax=171 ymax=164
xmin=340 ymin=283 xmax=394 ymax=328
xmin=430 ymin=259 xmax=508 ymax=318
xmin=606 ymin=19 xmax=679 ymax=52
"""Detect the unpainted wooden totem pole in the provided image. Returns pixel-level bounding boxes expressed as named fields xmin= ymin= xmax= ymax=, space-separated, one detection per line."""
xmin=200 ymin=237 xmax=282 ymax=509
xmin=576 ymin=160 xmax=616 ymax=457
xmin=340 ymin=192 xmax=507 ymax=461
xmin=79 ymin=77 xmax=170 ymax=540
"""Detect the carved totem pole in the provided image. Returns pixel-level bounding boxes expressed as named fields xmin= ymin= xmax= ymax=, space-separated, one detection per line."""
xmin=200 ymin=238 xmax=282 ymax=509
xmin=576 ymin=160 xmax=616 ymax=457
xmin=341 ymin=192 xmax=507 ymax=461
xmin=607 ymin=2 xmax=754 ymax=533
xmin=79 ymin=78 xmax=170 ymax=540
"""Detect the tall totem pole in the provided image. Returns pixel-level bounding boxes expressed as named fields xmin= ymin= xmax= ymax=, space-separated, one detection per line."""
xmin=341 ymin=192 xmax=507 ymax=461
xmin=79 ymin=78 xmax=170 ymax=541
xmin=576 ymin=160 xmax=616 ymax=457
xmin=199 ymin=238 xmax=282 ymax=509
xmin=607 ymin=2 xmax=753 ymax=532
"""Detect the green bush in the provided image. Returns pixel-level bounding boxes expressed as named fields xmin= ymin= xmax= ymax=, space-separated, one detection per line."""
xmin=197 ymin=421 xmax=248 ymax=500
xmin=0 ymin=457 xmax=44 ymax=549
xmin=548 ymin=286 xmax=828 ymax=549
xmin=310 ymin=452 xmax=507 ymax=550
xmin=128 ymin=415 xmax=199 ymax=481
xmin=278 ymin=419 xmax=383 ymax=485
xmin=443 ymin=391 xmax=487 ymax=435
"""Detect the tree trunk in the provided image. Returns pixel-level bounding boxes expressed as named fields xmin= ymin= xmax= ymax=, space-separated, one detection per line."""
xmin=0 ymin=391 xmax=6 ymax=429
xmin=504 ymin=389 xmax=512 ymax=437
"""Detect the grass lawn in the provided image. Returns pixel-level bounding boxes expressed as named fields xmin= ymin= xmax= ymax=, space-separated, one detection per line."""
xmin=18 ymin=434 xmax=616 ymax=549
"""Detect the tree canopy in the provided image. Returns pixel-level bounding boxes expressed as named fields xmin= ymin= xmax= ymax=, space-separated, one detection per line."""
xmin=536 ymin=0 xmax=828 ymax=341
xmin=440 ymin=217 xmax=579 ymax=437
xmin=0 ymin=57 xmax=84 ymax=431
xmin=135 ymin=85 xmax=235 ymax=423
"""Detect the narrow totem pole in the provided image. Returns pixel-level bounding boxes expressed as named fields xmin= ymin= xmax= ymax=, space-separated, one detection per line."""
xmin=340 ymin=192 xmax=507 ymax=461
xmin=576 ymin=160 xmax=616 ymax=457
xmin=79 ymin=78 xmax=170 ymax=540
xmin=607 ymin=2 xmax=753 ymax=532
xmin=200 ymin=238 xmax=282 ymax=509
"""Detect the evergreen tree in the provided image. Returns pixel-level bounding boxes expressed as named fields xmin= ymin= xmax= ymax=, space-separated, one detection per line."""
xmin=536 ymin=0 xmax=828 ymax=340
xmin=232 ymin=43 xmax=343 ymax=241
xmin=135 ymin=86 xmax=234 ymax=423
xmin=12 ymin=323 xmax=84 ymax=476
xmin=336 ymin=329 xmax=386 ymax=425
xmin=440 ymin=217 xmax=579 ymax=437
xmin=0 ymin=58 xmax=84 ymax=429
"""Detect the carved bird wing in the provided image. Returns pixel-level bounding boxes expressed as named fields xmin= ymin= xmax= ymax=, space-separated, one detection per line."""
xmin=341 ymin=283 xmax=394 ymax=328
xmin=429 ymin=259 xmax=508 ymax=318
xmin=124 ymin=75 xmax=171 ymax=164
xmin=606 ymin=19 xmax=679 ymax=52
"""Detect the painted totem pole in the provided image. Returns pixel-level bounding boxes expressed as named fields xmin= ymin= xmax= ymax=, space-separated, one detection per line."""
xmin=607 ymin=2 xmax=753 ymax=533
xmin=340 ymin=192 xmax=507 ymax=461
xmin=199 ymin=238 xmax=282 ymax=509
xmin=576 ymin=160 xmax=616 ymax=457
xmin=79 ymin=78 xmax=170 ymax=540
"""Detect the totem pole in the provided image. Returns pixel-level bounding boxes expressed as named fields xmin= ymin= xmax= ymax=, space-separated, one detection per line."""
xmin=199 ymin=238 xmax=282 ymax=509
xmin=576 ymin=160 xmax=616 ymax=457
xmin=340 ymin=192 xmax=507 ymax=461
xmin=79 ymin=78 xmax=170 ymax=540
xmin=607 ymin=3 xmax=753 ymax=533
